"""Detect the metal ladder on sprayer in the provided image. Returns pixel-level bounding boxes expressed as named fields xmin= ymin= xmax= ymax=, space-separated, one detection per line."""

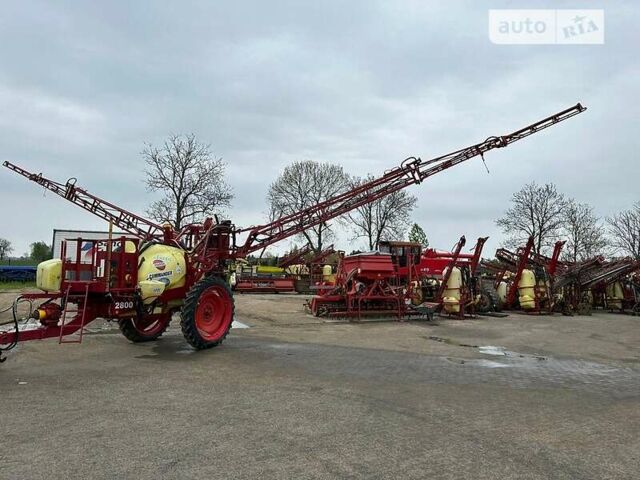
xmin=58 ymin=283 xmax=90 ymax=344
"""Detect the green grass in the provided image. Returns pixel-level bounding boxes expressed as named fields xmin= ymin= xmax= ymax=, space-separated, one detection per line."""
xmin=0 ymin=281 xmax=36 ymax=291
xmin=0 ymin=259 xmax=37 ymax=266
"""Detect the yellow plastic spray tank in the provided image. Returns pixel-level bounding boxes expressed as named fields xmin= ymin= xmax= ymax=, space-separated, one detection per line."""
xmin=606 ymin=281 xmax=624 ymax=310
xmin=137 ymin=244 xmax=187 ymax=291
xmin=497 ymin=281 xmax=508 ymax=304
xmin=442 ymin=267 xmax=462 ymax=314
xmin=518 ymin=269 xmax=536 ymax=310
xmin=36 ymin=258 xmax=63 ymax=292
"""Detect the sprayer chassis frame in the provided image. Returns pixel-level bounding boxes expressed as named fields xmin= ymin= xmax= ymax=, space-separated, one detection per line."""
xmin=0 ymin=236 xmax=184 ymax=347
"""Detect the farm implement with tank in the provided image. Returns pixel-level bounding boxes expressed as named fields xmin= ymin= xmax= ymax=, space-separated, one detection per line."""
xmin=0 ymin=103 xmax=586 ymax=361
xmin=307 ymin=235 xmax=489 ymax=319
xmin=484 ymin=236 xmax=565 ymax=314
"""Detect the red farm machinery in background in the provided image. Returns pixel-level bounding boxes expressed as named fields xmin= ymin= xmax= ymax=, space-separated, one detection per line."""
xmin=413 ymin=236 xmax=493 ymax=315
xmin=484 ymin=235 xmax=640 ymax=316
xmin=0 ymin=103 xmax=586 ymax=360
xmin=231 ymin=244 xmax=338 ymax=294
xmin=292 ymin=245 xmax=339 ymax=294
xmin=307 ymin=235 xmax=490 ymax=319
xmin=231 ymin=245 xmax=311 ymax=294
xmin=308 ymin=250 xmax=413 ymax=319
xmin=482 ymin=236 xmax=565 ymax=314
xmin=553 ymin=256 xmax=640 ymax=315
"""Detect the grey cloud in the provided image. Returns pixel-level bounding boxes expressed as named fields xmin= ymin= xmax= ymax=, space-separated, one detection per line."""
xmin=0 ymin=0 xmax=638 ymax=257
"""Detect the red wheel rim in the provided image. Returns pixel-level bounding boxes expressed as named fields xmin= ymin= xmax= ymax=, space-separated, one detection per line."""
xmin=195 ymin=286 xmax=232 ymax=341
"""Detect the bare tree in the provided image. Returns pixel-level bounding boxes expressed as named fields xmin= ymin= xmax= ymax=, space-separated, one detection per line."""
xmin=562 ymin=201 xmax=607 ymax=262
xmin=496 ymin=182 xmax=568 ymax=255
xmin=606 ymin=202 xmax=640 ymax=259
xmin=267 ymin=160 xmax=350 ymax=252
xmin=0 ymin=238 xmax=13 ymax=260
xmin=143 ymin=134 xmax=233 ymax=229
xmin=346 ymin=175 xmax=416 ymax=250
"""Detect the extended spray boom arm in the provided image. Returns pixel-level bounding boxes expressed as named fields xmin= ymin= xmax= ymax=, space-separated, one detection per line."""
xmin=237 ymin=103 xmax=586 ymax=255
xmin=3 ymin=104 xmax=585 ymax=257
xmin=2 ymin=161 xmax=166 ymax=241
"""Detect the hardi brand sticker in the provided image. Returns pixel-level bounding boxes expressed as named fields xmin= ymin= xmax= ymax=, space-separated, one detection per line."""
xmin=153 ymin=259 xmax=166 ymax=270
xmin=147 ymin=271 xmax=173 ymax=280
xmin=147 ymin=270 xmax=173 ymax=286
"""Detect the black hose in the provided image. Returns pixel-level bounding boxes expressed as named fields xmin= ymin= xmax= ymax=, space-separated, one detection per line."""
xmin=0 ymin=297 xmax=34 ymax=359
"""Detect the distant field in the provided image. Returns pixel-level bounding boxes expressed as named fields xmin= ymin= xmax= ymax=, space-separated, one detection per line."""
xmin=0 ymin=259 xmax=36 ymax=266
xmin=0 ymin=281 xmax=36 ymax=291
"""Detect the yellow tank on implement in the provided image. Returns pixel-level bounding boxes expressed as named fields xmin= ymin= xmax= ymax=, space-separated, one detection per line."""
xmin=518 ymin=269 xmax=536 ymax=310
xmin=496 ymin=281 xmax=508 ymax=304
xmin=442 ymin=266 xmax=462 ymax=314
xmin=255 ymin=265 xmax=286 ymax=275
xmin=606 ymin=281 xmax=624 ymax=310
xmin=137 ymin=244 xmax=187 ymax=291
xmin=322 ymin=264 xmax=335 ymax=283
xmin=36 ymin=258 xmax=63 ymax=292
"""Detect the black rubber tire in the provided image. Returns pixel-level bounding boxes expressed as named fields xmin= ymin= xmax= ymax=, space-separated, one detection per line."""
xmin=477 ymin=289 xmax=502 ymax=313
xmin=489 ymin=290 xmax=503 ymax=312
xmin=181 ymin=276 xmax=235 ymax=350
xmin=118 ymin=314 xmax=170 ymax=343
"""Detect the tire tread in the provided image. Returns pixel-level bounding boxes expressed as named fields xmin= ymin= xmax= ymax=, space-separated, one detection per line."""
xmin=180 ymin=276 xmax=235 ymax=350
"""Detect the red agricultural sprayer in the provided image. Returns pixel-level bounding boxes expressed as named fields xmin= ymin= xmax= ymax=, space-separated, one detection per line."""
xmin=0 ymin=104 xmax=586 ymax=361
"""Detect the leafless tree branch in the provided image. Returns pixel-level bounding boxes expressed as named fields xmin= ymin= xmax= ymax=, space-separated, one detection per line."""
xmin=496 ymin=182 xmax=568 ymax=255
xmin=346 ymin=174 xmax=417 ymax=250
xmin=606 ymin=202 xmax=640 ymax=259
xmin=143 ymin=134 xmax=233 ymax=229
xmin=267 ymin=160 xmax=350 ymax=252
xmin=561 ymin=200 xmax=608 ymax=262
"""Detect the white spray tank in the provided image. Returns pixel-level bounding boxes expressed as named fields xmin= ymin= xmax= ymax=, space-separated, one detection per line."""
xmin=442 ymin=267 xmax=462 ymax=314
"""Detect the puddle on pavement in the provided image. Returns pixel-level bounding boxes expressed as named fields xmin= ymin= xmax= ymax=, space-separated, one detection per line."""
xmin=427 ymin=335 xmax=547 ymax=367
xmin=478 ymin=346 xmax=506 ymax=356
xmin=136 ymin=340 xmax=197 ymax=361
xmin=133 ymin=320 xmax=249 ymax=361
xmin=471 ymin=359 xmax=511 ymax=368
xmin=427 ymin=336 xmax=478 ymax=348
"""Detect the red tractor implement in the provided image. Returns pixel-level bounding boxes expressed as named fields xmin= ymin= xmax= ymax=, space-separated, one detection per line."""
xmin=554 ymin=257 xmax=640 ymax=314
xmin=232 ymin=268 xmax=297 ymax=293
xmin=0 ymin=103 xmax=586 ymax=360
xmin=232 ymin=245 xmax=318 ymax=294
xmin=422 ymin=236 xmax=490 ymax=316
xmin=297 ymin=245 xmax=338 ymax=294
xmin=307 ymin=251 xmax=410 ymax=319
xmin=489 ymin=237 xmax=565 ymax=313
xmin=307 ymin=236 xmax=488 ymax=319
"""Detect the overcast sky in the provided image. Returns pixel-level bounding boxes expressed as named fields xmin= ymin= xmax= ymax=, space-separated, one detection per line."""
xmin=0 ymin=0 xmax=637 ymax=257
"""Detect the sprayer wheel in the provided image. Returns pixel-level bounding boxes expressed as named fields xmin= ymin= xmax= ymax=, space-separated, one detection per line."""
xmin=118 ymin=311 xmax=171 ymax=343
xmin=310 ymin=299 xmax=327 ymax=317
xmin=477 ymin=289 xmax=502 ymax=313
xmin=181 ymin=276 xmax=235 ymax=350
